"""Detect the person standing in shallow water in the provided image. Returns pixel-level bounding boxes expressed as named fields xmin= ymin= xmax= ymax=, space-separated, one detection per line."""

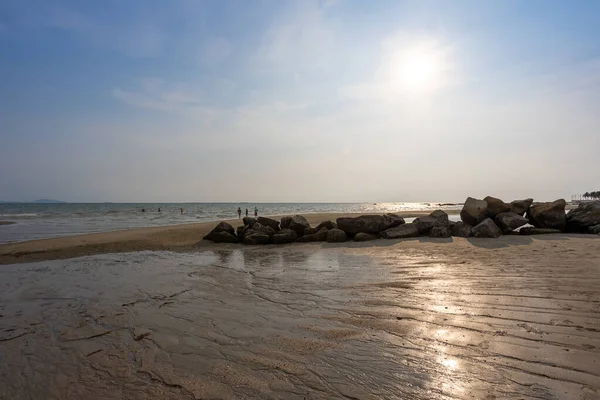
xmin=245 ymin=208 xmax=248 ymax=217
xmin=180 ymin=207 xmax=184 ymax=214
xmin=254 ymin=207 xmax=258 ymax=217
xmin=237 ymin=207 xmax=241 ymax=219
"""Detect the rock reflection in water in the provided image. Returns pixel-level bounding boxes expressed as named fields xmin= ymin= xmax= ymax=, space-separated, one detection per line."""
xmin=1 ymin=246 xmax=599 ymax=399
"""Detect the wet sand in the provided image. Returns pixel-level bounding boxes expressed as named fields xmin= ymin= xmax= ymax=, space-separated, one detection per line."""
xmin=0 ymin=211 xmax=447 ymax=265
xmin=1 ymin=236 xmax=600 ymax=399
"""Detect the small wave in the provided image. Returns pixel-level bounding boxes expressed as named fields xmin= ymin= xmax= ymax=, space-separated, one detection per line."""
xmin=0 ymin=213 xmax=41 ymax=218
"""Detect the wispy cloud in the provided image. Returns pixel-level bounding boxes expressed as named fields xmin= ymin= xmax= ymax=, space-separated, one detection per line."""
xmin=197 ymin=36 xmax=232 ymax=68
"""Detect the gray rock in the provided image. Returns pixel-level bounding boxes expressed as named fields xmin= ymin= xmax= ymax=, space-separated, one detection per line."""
xmin=315 ymin=220 xmax=337 ymax=231
xmin=566 ymin=201 xmax=600 ymax=232
xmin=336 ymin=215 xmax=387 ymax=236
xmin=430 ymin=226 xmax=452 ymax=238
xmin=280 ymin=216 xmax=293 ymax=230
xmin=382 ymin=213 xmax=405 ymax=229
xmin=316 ymin=228 xmax=329 ymax=241
xmin=451 ymin=222 xmax=472 ymax=237
xmin=484 ymin=196 xmax=511 ymax=218
xmin=203 ymin=222 xmax=237 ymax=242
xmin=527 ymin=199 xmax=567 ymax=231
xmin=380 ymin=223 xmax=420 ymax=239
xmin=236 ymin=225 xmax=248 ymax=242
xmin=251 ymin=222 xmax=276 ymax=236
xmin=429 ymin=210 xmax=448 ymax=219
xmin=243 ymin=230 xmax=271 ymax=245
xmin=495 ymin=212 xmax=529 ymax=232
xmin=242 ymin=217 xmax=256 ymax=226
xmin=326 ymin=228 xmax=348 ymax=243
xmin=415 ymin=211 xmax=449 ymax=235
xmin=588 ymin=224 xmax=600 ymax=234
xmin=256 ymin=216 xmax=280 ymax=231
xmin=472 ymin=218 xmax=502 ymax=238
xmin=303 ymin=227 xmax=318 ymax=235
xmin=354 ymin=232 xmax=379 ymax=242
xmin=520 ymin=227 xmax=562 ymax=235
xmin=510 ymin=198 xmax=534 ymax=216
xmin=289 ymin=215 xmax=311 ymax=236
xmin=460 ymin=197 xmax=488 ymax=226
xmin=271 ymin=229 xmax=298 ymax=244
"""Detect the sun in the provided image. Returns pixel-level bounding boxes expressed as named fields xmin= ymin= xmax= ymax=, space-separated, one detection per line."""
xmin=385 ymin=39 xmax=448 ymax=93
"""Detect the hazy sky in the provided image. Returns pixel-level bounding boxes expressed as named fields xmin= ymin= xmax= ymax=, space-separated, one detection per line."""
xmin=1 ymin=0 xmax=599 ymax=203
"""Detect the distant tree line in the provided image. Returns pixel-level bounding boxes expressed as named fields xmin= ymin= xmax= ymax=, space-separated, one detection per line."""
xmin=583 ymin=191 xmax=600 ymax=199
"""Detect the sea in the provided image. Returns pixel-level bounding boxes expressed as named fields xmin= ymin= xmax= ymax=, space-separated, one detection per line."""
xmin=0 ymin=202 xmax=462 ymax=244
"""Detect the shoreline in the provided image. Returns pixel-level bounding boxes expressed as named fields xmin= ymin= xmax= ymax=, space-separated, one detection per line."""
xmin=0 ymin=211 xmax=455 ymax=265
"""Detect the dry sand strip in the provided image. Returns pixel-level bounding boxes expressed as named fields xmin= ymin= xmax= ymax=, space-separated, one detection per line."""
xmin=0 ymin=211 xmax=447 ymax=265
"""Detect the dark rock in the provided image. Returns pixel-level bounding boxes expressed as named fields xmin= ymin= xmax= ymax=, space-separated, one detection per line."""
xmin=527 ymin=199 xmax=567 ymax=231
xmin=520 ymin=227 xmax=562 ymax=235
xmin=289 ymin=215 xmax=310 ymax=236
xmin=327 ymin=228 xmax=348 ymax=243
xmin=510 ymin=198 xmax=534 ymax=216
xmin=588 ymin=225 xmax=600 ymax=234
xmin=236 ymin=225 xmax=248 ymax=242
xmin=256 ymin=216 xmax=280 ymax=231
xmin=448 ymin=220 xmax=457 ymax=228
xmin=297 ymin=228 xmax=329 ymax=243
xmin=429 ymin=210 xmax=447 ymax=219
xmin=380 ymin=223 xmax=420 ymax=239
xmin=336 ymin=215 xmax=387 ymax=236
xmin=382 ymin=214 xmax=405 ymax=229
xmin=430 ymin=226 xmax=452 ymax=238
xmin=271 ymin=229 xmax=298 ymax=244
xmin=484 ymin=196 xmax=511 ymax=218
xmin=243 ymin=217 xmax=256 ymax=226
xmin=566 ymin=201 xmax=600 ymax=232
xmin=460 ymin=197 xmax=488 ymax=226
xmin=451 ymin=222 xmax=472 ymax=237
xmin=472 ymin=218 xmax=502 ymax=238
xmin=315 ymin=220 xmax=337 ymax=231
xmin=303 ymin=227 xmax=318 ymax=235
xmin=415 ymin=211 xmax=448 ymax=235
xmin=495 ymin=212 xmax=529 ymax=232
xmin=280 ymin=216 xmax=293 ymax=230
xmin=203 ymin=222 xmax=236 ymax=242
xmin=243 ymin=230 xmax=271 ymax=245
xmin=354 ymin=232 xmax=379 ymax=242
xmin=251 ymin=222 xmax=276 ymax=237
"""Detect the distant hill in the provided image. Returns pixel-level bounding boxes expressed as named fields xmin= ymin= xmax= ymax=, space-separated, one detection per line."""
xmin=33 ymin=199 xmax=67 ymax=203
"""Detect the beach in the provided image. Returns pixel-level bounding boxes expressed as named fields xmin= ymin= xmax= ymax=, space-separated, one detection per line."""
xmin=0 ymin=211 xmax=448 ymax=265
xmin=1 ymin=234 xmax=600 ymax=399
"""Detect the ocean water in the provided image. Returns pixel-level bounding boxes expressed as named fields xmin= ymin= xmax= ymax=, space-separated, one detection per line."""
xmin=0 ymin=202 xmax=462 ymax=243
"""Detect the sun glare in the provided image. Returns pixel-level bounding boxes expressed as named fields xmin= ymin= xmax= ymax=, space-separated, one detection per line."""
xmin=385 ymin=39 xmax=448 ymax=94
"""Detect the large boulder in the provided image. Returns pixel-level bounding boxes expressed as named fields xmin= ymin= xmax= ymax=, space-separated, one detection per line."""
xmin=383 ymin=214 xmax=405 ymax=229
xmin=460 ymin=197 xmax=488 ymax=226
xmin=354 ymin=232 xmax=379 ymax=242
xmin=297 ymin=228 xmax=328 ymax=242
xmin=520 ymin=227 xmax=561 ymax=235
xmin=588 ymin=225 xmax=600 ymax=234
xmin=494 ymin=212 xmax=529 ymax=233
xmin=243 ymin=230 xmax=271 ymax=245
xmin=451 ymin=222 xmax=472 ymax=237
xmin=256 ymin=216 xmax=280 ymax=231
xmin=203 ymin=222 xmax=237 ymax=242
xmin=430 ymin=225 xmax=452 ymax=238
xmin=380 ymin=223 xmax=420 ymax=239
xmin=236 ymin=225 xmax=248 ymax=242
xmin=289 ymin=215 xmax=310 ymax=236
xmin=280 ymin=216 xmax=293 ymax=229
xmin=336 ymin=215 xmax=386 ymax=236
xmin=252 ymin=222 xmax=276 ymax=237
xmin=566 ymin=201 xmax=600 ymax=232
xmin=472 ymin=218 xmax=502 ymax=238
xmin=526 ymin=199 xmax=567 ymax=231
xmin=243 ymin=217 xmax=256 ymax=226
xmin=271 ymin=229 xmax=298 ymax=244
xmin=484 ymin=196 xmax=511 ymax=218
xmin=326 ymin=228 xmax=348 ymax=243
xmin=315 ymin=220 xmax=337 ymax=231
xmin=415 ymin=210 xmax=448 ymax=235
xmin=510 ymin=198 xmax=534 ymax=216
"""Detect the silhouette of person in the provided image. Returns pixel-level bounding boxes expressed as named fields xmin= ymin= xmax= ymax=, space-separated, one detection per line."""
xmin=141 ymin=208 xmax=146 ymax=212
xmin=245 ymin=208 xmax=248 ymax=217
xmin=237 ymin=207 xmax=241 ymax=219
xmin=254 ymin=207 xmax=258 ymax=217
xmin=180 ymin=207 xmax=184 ymax=214
xmin=158 ymin=208 xmax=161 ymax=212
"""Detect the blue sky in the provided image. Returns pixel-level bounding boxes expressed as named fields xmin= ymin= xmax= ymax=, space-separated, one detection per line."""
xmin=1 ymin=0 xmax=599 ymax=202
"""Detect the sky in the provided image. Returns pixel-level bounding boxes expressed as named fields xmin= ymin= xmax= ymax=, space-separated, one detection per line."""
xmin=1 ymin=0 xmax=599 ymax=203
